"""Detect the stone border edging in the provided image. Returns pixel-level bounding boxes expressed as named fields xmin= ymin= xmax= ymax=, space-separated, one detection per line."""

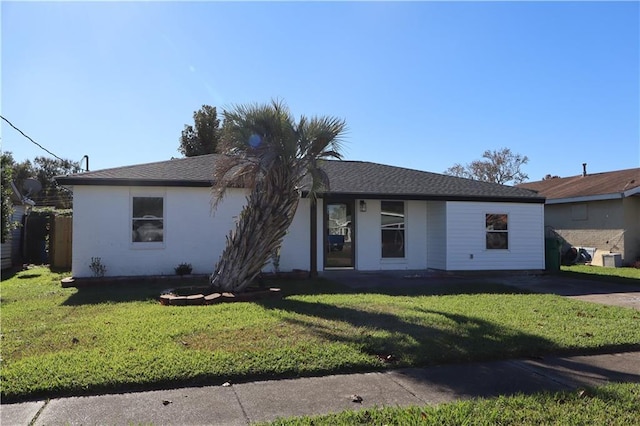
xmin=159 ymin=287 xmax=282 ymax=306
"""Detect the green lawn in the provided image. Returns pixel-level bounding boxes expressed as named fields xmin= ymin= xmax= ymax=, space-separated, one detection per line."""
xmin=2 ymin=267 xmax=640 ymax=402
xmin=262 ymin=382 xmax=640 ymax=426
xmin=561 ymin=264 xmax=640 ymax=281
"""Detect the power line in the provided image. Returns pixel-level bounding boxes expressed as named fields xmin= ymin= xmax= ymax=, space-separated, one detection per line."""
xmin=1 ymin=115 xmax=66 ymax=162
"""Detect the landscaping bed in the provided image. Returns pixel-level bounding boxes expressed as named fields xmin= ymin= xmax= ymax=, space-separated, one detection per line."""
xmin=159 ymin=286 xmax=282 ymax=305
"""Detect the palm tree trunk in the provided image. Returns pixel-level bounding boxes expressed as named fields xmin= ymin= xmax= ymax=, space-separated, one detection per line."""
xmin=209 ymin=167 xmax=300 ymax=292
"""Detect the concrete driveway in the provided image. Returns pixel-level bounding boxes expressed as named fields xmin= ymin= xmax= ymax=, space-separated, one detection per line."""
xmin=489 ymin=273 xmax=640 ymax=310
xmin=321 ymin=270 xmax=640 ymax=310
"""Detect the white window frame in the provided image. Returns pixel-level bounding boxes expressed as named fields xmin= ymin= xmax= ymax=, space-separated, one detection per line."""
xmin=485 ymin=212 xmax=509 ymax=250
xmin=130 ymin=190 xmax=166 ymax=249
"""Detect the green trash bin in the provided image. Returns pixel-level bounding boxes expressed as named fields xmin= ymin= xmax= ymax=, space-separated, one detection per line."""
xmin=545 ymin=238 xmax=561 ymax=272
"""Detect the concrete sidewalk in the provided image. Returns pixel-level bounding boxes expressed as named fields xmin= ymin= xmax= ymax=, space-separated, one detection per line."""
xmin=3 ymin=351 xmax=639 ymax=426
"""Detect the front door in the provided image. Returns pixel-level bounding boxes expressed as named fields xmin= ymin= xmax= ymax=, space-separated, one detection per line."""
xmin=324 ymin=201 xmax=354 ymax=268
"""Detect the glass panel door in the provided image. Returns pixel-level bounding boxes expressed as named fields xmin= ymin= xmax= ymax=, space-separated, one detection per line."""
xmin=325 ymin=201 xmax=354 ymax=268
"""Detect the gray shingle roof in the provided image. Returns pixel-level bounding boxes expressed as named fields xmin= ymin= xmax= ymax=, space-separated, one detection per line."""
xmin=56 ymin=154 xmax=544 ymax=203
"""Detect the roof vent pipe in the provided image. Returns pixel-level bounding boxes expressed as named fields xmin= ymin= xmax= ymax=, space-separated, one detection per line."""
xmin=582 ymin=163 xmax=587 ymax=177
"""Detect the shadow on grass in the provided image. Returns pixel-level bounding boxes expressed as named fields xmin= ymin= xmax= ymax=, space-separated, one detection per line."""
xmin=63 ymin=282 xmax=180 ymax=305
xmin=62 ymin=277 xmax=346 ymax=305
xmin=17 ymin=273 xmax=44 ymax=280
xmin=62 ymin=276 xmax=531 ymax=306
xmin=280 ymin=274 xmax=534 ymax=297
xmin=362 ymin=281 xmax=532 ymax=297
xmin=1 ymin=267 xmax=25 ymax=281
xmin=258 ymin=297 xmax=560 ymax=366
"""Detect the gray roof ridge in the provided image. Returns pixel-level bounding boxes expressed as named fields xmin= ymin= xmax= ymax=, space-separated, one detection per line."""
xmin=55 ymin=154 xmax=221 ymax=179
xmin=328 ymin=158 xmax=463 ymax=178
xmin=330 ymin=158 xmax=537 ymax=190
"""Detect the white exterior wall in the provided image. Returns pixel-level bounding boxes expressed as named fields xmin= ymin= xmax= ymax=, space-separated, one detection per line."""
xmin=354 ymin=199 xmax=379 ymax=270
xmin=445 ymin=201 xmax=545 ymax=270
xmin=278 ymin=198 xmax=311 ymax=271
xmin=354 ymin=199 xmax=428 ymax=270
xmin=426 ymin=201 xmax=447 ymax=270
xmin=406 ymin=201 xmax=428 ymax=269
xmin=71 ymin=185 xmax=545 ymax=277
xmin=71 ymin=185 xmax=310 ymax=277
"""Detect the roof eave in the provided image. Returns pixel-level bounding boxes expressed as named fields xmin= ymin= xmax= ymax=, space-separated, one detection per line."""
xmin=545 ymin=193 xmax=623 ymax=204
xmin=55 ymin=178 xmax=213 ymax=187
xmin=623 ymin=186 xmax=640 ymax=198
xmin=305 ymin=191 xmax=545 ymax=203
xmin=58 ymin=179 xmax=545 ymax=203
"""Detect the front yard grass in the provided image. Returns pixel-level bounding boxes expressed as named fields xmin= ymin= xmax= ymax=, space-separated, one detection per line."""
xmin=561 ymin=264 xmax=640 ymax=281
xmin=262 ymin=382 xmax=640 ymax=426
xmin=2 ymin=266 xmax=640 ymax=402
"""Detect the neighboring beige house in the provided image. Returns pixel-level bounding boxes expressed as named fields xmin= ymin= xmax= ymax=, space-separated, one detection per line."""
xmin=519 ymin=166 xmax=640 ymax=266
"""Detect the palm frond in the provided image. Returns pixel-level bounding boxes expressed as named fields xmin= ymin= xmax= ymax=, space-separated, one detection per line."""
xmin=211 ymin=155 xmax=259 ymax=212
xmin=210 ymin=99 xmax=348 ymax=292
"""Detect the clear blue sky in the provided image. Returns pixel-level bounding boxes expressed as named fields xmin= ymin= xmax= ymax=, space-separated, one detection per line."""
xmin=2 ymin=1 xmax=638 ymax=182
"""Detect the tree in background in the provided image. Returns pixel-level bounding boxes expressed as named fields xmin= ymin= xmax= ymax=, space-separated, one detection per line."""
xmin=444 ymin=147 xmax=529 ymax=185
xmin=178 ymin=105 xmax=221 ymax=157
xmin=209 ymin=100 xmax=346 ymax=292
xmin=32 ymin=157 xmax=81 ymax=208
xmin=4 ymin=154 xmax=81 ymax=209
xmin=1 ymin=152 xmax=17 ymax=243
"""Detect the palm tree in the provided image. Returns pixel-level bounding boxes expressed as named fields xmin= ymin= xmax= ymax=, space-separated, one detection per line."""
xmin=209 ymin=100 xmax=346 ymax=292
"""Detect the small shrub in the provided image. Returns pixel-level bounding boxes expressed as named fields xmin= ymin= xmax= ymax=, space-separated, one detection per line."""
xmin=174 ymin=262 xmax=193 ymax=276
xmin=89 ymin=257 xmax=106 ymax=277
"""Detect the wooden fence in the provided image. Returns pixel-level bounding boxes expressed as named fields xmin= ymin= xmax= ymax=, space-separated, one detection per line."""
xmin=50 ymin=216 xmax=72 ymax=270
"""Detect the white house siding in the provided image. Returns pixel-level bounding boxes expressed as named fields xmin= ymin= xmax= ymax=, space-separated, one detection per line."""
xmin=445 ymin=201 xmax=545 ymax=271
xmin=354 ymin=199 xmax=429 ymax=271
xmin=71 ymin=186 xmax=545 ymax=276
xmin=426 ymin=201 xmax=447 ymax=270
xmin=278 ymin=198 xmax=311 ymax=272
xmin=71 ymin=186 xmax=310 ymax=277
xmin=354 ymin=199 xmax=380 ymax=270
xmin=406 ymin=201 xmax=428 ymax=269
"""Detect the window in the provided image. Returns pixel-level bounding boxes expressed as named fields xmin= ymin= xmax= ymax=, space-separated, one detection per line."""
xmin=486 ymin=213 xmax=508 ymax=250
xmin=132 ymin=197 xmax=164 ymax=243
xmin=381 ymin=201 xmax=405 ymax=258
